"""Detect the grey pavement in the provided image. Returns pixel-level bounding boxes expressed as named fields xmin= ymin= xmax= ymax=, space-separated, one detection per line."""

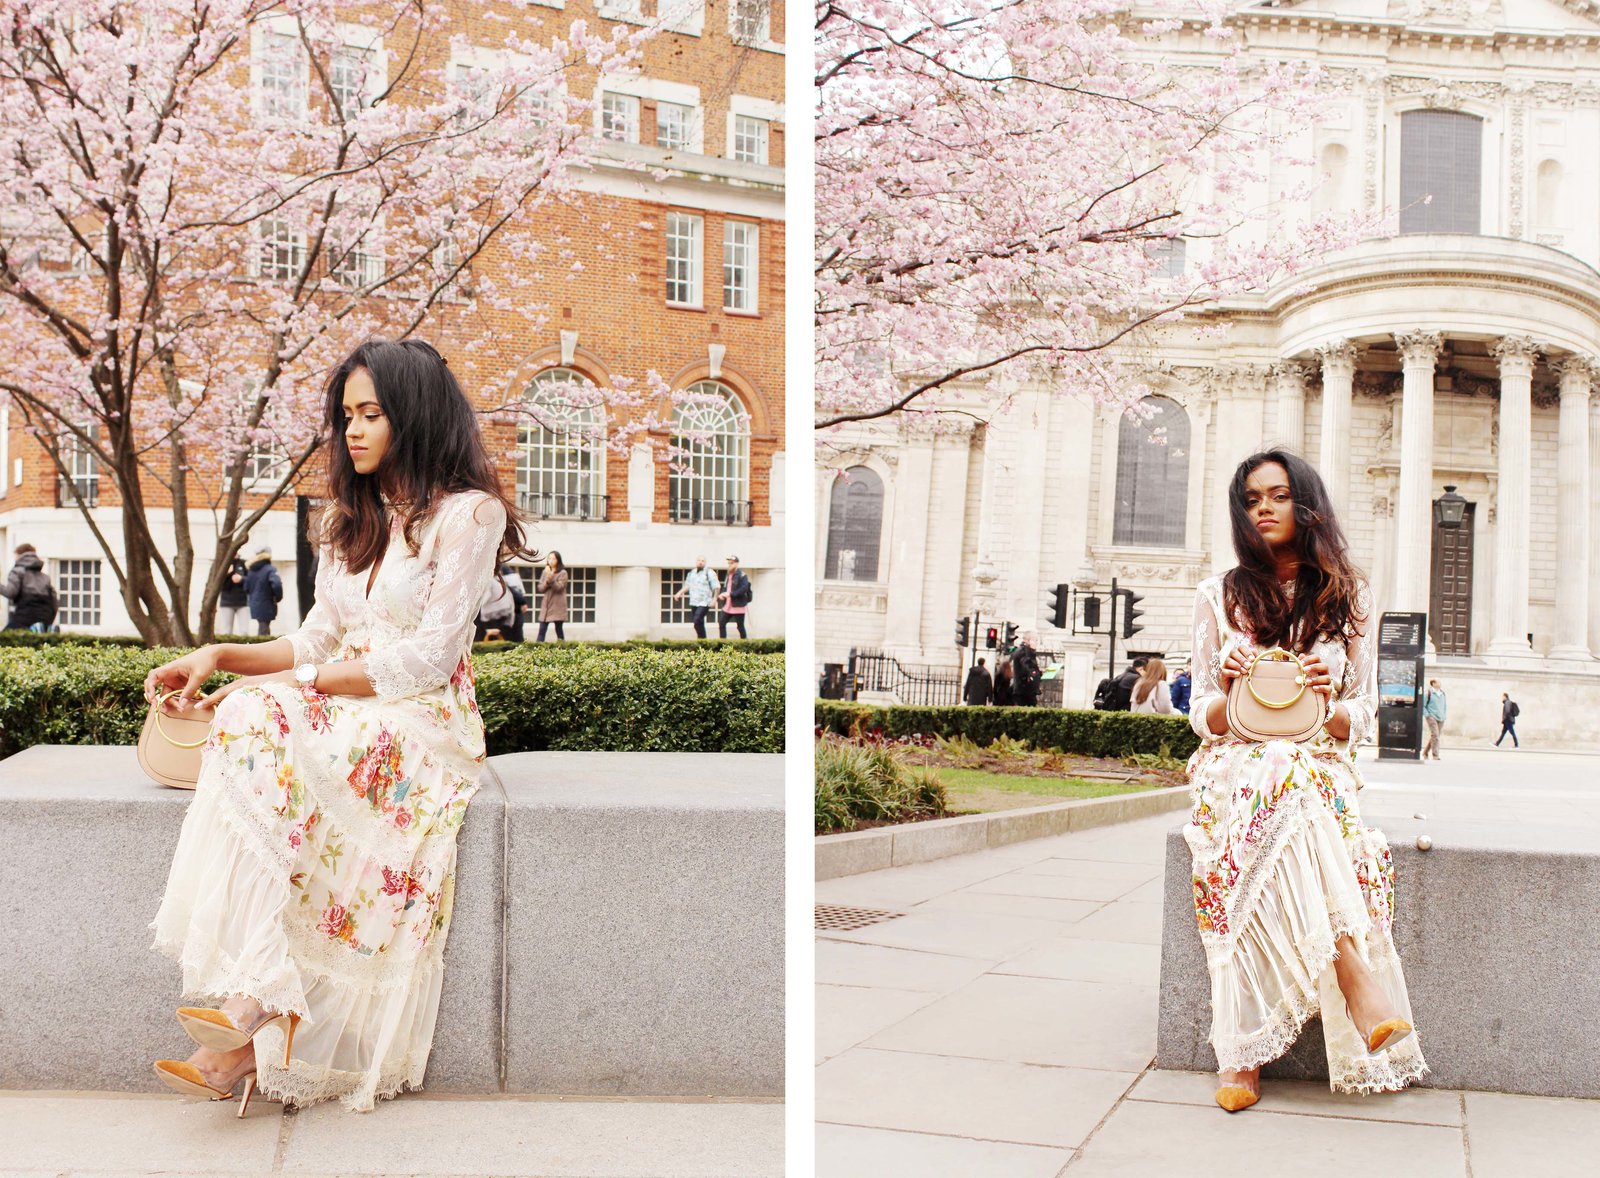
xmin=0 ymin=1091 xmax=783 ymax=1178
xmin=815 ymin=745 xmax=1600 ymax=1176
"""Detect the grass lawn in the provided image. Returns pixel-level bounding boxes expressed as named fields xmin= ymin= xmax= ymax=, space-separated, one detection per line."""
xmin=939 ymin=767 xmax=1164 ymax=814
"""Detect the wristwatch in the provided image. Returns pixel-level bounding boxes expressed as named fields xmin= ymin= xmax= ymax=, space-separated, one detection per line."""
xmin=294 ymin=663 xmax=319 ymax=690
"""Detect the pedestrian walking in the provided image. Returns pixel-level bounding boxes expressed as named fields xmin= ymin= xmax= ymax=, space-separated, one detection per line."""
xmin=672 ymin=555 xmax=721 ymax=639
xmin=1171 ymin=663 xmax=1192 ymax=715
xmin=0 ymin=543 xmax=58 ymax=632
xmin=1185 ymin=449 xmax=1423 ymax=1113
xmin=1496 ymin=692 xmax=1519 ymax=748
xmin=1130 ymin=656 xmax=1173 ymax=714
xmin=963 ymin=657 xmax=993 ymax=705
xmin=217 ymin=555 xmax=249 ymax=634
xmin=1104 ymin=656 xmax=1146 ymax=712
xmin=242 ymin=547 xmax=282 ymax=636
xmin=502 ymin=565 xmax=529 ymax=643
xmin=1011 ymin=633 xmax=1043 ymax=706
xmin=993 ymin=656 xmax=1014 ymax=706
xmin=537 ymin=551 xmax=568 ymax=642
xmin=719 ymin=555 xmax=752 ymax=638
xmin=1421 ymin=679 xmax=1446 ymax=761
xmin=144 ymin=336 xmax=527 ymax=1112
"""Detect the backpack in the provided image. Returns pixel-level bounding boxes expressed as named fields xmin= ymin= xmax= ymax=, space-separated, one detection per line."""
xmin=1509 ymin=700 xmax=1520 ymax=720
xmin=730 ymin=570 xmax=753 ymax=606
xmin=1092 ymin=678 xmax=1114 ymax=711
xmin=480 ymin=576 xmax=514 ymax=624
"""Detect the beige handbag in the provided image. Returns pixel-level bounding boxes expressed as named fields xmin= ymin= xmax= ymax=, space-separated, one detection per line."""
xmin=136 ymin=690 xmax=214 ymax=790
xmin=1225 ymin=647 xmax=1327 ymax=743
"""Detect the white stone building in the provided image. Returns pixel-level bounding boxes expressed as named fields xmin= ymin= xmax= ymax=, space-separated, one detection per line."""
xmin=815 ymin=0 xmax=1600 ymax=743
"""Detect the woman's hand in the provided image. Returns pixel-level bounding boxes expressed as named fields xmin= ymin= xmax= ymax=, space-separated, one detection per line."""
xmin=144 ymin=647 xmax=222 ymax=711
xmin=197 ymin=670 xmax=296 ymax=710
xmin=1218 ymin=643 xmax=1256 ymax=690
xmin=1300 ymin=653 xmax=1337 ymax=698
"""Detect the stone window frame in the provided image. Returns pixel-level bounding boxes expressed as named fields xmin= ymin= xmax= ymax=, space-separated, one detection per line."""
xmin=816 ymin=453 xmax=895 ymax=586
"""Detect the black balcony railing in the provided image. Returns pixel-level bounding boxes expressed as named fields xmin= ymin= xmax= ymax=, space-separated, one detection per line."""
xmin=518 ymin=491 xmax=609 ymax=521
xmin=57 ymin=476 xmax=99 ymax=508
xmin=848 ymin=649 xmax=963 ymax=708
xmin=669 ymin=497 xmax=753 ymax=526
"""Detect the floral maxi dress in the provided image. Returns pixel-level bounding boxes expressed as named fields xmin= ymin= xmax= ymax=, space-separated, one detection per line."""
xmin=152 ymin=491 xmax=506 ymax=1111
xmin=1183 ymin=574 xmax=1428 ymax=1093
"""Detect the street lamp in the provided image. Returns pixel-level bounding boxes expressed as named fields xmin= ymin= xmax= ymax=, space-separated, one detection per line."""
xmin=1433 ymin=484 xmax=1467 ymax=529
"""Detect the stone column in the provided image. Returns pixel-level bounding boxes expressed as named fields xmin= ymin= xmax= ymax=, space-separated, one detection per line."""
xmin=1003 ymin=391 xmax=1051 ymax=632
xmin=881 ymin=427 xmax=935 ymax=654
xmin=1551 ymin=357 xmax=1594 ymax=660
xmin=1210 ymin=365 xmax=1269 ymax=572
xmin=1272 ymin=361 xmax=1308 ymax=454
xmin=1488 ymin=335 xmax=1539 ymax=657
xmin=1591 ymin=395 xmax=1600 ymax=656
xmin=1393 ymin=331 xmax=1442 ymax=616
xmin=1316 ymin=340 xmax=1357 ymax=516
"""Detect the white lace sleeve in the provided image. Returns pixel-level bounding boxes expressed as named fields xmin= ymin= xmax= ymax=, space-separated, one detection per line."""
xmin=1338 ymin=582 xmax=1378 ymax=747
xmin=365 ymin=492 xmax=506 ymax=701
xmin=1190 ymin=584 xmax=1226 ymax=741
xmin=285 ymin=549 xmax=343 ymax=666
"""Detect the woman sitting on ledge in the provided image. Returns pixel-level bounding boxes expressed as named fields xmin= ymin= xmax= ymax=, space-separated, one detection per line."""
xmin=145 ymin=338 xmax=527 ymax=1113
xmin=1185 ymin=449 xmax=1427 ymax=1113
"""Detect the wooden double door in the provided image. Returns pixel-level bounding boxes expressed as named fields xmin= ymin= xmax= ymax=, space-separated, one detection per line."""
xmin=1428 ymin=501 xmax=1475 ymax=655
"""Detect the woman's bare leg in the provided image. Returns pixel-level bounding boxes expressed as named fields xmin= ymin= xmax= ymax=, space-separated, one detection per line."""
xmin=185 ymin=995 xmax=270 ymax=1083
xmin=1333 ymin=934 xmax=1399 ymax=1038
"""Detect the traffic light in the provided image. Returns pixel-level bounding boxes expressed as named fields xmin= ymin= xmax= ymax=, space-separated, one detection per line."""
xmin=1047 ymin=584 xmax=1068 ymax=629
xmin=985 ymin=626 xmax=999 ymax=649
xmin=1003 ymin=622 xmax=1019 ymax=649
xmin=1082 ymin=594 xmax=1102 ymax=629
xmin=1121 ymin=590 xmax=1145 ymax=639
xmin=955 ymin=616 xmax=970 ymax=647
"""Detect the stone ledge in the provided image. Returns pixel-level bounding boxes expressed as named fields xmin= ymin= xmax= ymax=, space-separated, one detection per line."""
xmin=815 ymin=786 xmax=1191 ymax=880
xmin=0 ymin=746 xmax=783 ymax=1098
xmin=1156 ymin=822 xmax=1600 ymax=1097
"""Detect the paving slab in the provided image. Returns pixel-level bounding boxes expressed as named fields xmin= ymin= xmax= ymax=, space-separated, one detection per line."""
xmin=814 ymin=940 xmax=993 ymax=994
xmin=1066 ymin=1096 xmax=1465 ymax=1177
xmin=915 ymin=889 xmax=1102 ymax=923
xmin=1464 ymin=1091 xmax=1600 ymax=1178
xmin=1051 ymin=897 xmax=1164 ymax=945
xmin=814 ymin=1123 xmax=1074 ymax=1178
xmin=815 ymin=985 xmax=940 ymax=1065
xmin=817 ymin=1048 xmax=1137 ymax=1149
xmin=863 ymin=974 xmax=1158 ymax=1073
xmin=0 ymin=1092 xmax=283 ymax=1173
xmin=993 ymin=938 xmax=1162 ymax=987
xmin=817 ymin=908 xmax=1067 ymax=960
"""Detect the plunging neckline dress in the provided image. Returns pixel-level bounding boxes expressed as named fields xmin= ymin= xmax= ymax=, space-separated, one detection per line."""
xmin=152 ymin=491 xmax=506 ymax=1110
xmin=1183 ymin=573 xmax=1428 ymax=1092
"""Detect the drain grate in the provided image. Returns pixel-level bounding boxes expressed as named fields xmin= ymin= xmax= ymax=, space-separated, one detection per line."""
xmin=815 ymin=904 xmax=907 ymax=932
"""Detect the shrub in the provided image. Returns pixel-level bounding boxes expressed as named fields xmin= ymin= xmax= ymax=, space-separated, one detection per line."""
xmin=814 ymin=700 xmax=1199 ymax=760
xmin=814 ymin=733 xmax=949 ymax=834
xmin=0 ymin=644 xmax=783 ymax=758
xmin=0 ymin=630 xmax=783 ymax=655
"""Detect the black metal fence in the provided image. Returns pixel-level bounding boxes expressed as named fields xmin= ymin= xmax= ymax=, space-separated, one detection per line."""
xmin=669 ymin=497 xmax=753 ymax=526
xmin=518 ymin=491 xmax=609 ymax=521
xmin=848 ymin=649 xmax=963 ymax=707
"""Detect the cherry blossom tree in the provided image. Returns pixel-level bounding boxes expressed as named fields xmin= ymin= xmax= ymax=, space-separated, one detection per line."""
xmin=815 ymin=0 xmax=1373 ymax=429
xmin=0 ymin=0 xmax=664 ymax=645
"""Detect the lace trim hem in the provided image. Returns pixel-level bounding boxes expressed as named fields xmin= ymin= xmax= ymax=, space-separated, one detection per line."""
xmin=254 ymin=1050 xmax=430 ymax=1113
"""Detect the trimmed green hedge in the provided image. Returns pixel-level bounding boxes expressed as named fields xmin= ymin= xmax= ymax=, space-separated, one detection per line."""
xmin=0 ymin=630 xmax=783 ymax=655
xmin=814 ymin=701 xmax=1199 ymax=760
xmin=0 ymin=645 xmax=784 ymax=758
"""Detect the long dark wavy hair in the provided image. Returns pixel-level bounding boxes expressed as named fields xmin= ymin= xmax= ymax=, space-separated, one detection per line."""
xmin=319 ymin=338 xmax=529 ymax=572
xmin=1223 ymin=449 xmax=1368 ymax=651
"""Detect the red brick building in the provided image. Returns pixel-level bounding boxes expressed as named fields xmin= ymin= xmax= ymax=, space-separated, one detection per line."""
xmin=0 ymin=0 xmax=786 ymax=639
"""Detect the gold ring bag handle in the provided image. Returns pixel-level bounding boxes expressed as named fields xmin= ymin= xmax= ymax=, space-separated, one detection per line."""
xmin=136 ymin=689 xmax=215 ymax=790
xmin=1225 ymin=646 xmax=1328 ymax=743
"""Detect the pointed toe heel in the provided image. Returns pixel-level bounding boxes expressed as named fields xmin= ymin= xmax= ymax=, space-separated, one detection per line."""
xmin=1215 ymin=1085 xmax=1259 ymax=1113
xmin=1366 ymin=1017 xmax=1415 ymax=1054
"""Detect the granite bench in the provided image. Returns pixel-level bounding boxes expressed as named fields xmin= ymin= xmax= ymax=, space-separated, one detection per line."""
xmin=1156 ymin=820 xmax=1600 ymax=1098
xmin=0 ymin=745 xmax=783 ymax=1098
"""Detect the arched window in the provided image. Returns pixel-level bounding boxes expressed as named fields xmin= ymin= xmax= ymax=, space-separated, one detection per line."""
xmin=1536 ymin=159 xmax=1564 ymax=229
xmin=1113 ymin=395 xmax=1190 ymax=548
xmin=825 ymin=467 xmax=884 ymax=581
xmin=670 ymin=381 xmax=750 ymax=524
xmin=1399 ymin=110 xmax=1482 ymax=234
xmin=516 ymin=368 xmax=605 ymax=520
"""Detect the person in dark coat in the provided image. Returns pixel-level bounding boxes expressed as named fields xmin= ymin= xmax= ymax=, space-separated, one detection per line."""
xmin=243 ymin=546 xmax=283 ymax=636
xmin=1107 ymin=655 xmax=1148 ymax=712
xmin=1011 ymin=634 xmax=1043 ymax=707
xmin=993 ymin=657 xmax=1014 ymax=706
xmin=963 ymin=658 xmax=994 ymax=706
xmin=1495 ymin=692 xmax=1520 ymax=748
xmin=1171 ymin=664 xmax=1193 ymax=715
xmin=217 ymin=556 xmax=249 ymax=634
xmin=0 ymin=543 xmax=58 ymax=631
